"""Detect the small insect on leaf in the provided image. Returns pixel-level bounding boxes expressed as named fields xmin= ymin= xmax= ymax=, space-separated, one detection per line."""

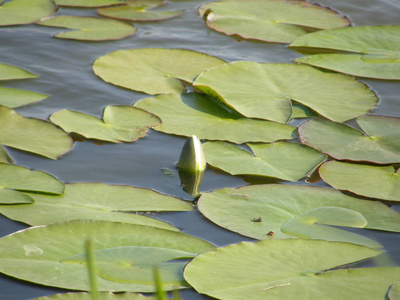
xmin=267 ymin=231 xmax=275 ymax=236
xmin=251 ymin=217 xmax=262 ymax=223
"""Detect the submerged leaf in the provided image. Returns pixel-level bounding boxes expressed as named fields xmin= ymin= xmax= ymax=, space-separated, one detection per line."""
xmin=203 ymin=141 xmax=326 ymax=181
xmin=0 ymin=86 xmax=48 ymax=108
xmin=0 ymin=182 xmax=192 ymax=229
xmin=0 ymin=0 xmax=55 ymax=26
xmin=98 ymin=0 xmax=184 ymax=21
xmin=0 ymin=106 xmax=73 ymax=159
xmin=36 ymin=16 xmax=137 ymax=41
xmin=134 ymin=93 xmax=296 ymax=144
xmin=0 ymin=220 xmax=215 ymax=292
xmin=197 ymin=184 xmax=400 ymax=240
xmin=0 ymin=63 xmax=38 ymax=80
xmin=319 ymin=161 xmax=400 ymax=202
xmin=62 ymin=246 xmax=196 ymax=286
xmin=291 ymin=25 xmax=400 ymax=80
xmin=299 ymin=115 xmax=400 ymax=164
xmin=198 ymin=0 xmax=349 ymax=43
xmin=184 ymin=239 xmax=399 ymax=299
xmin=93 ymin=48 xmax=225 ymax=95
xmin=50 ymin=106 xmax=160 ymax=143
xmin=193 ymin=61 xmax=377 ymax=123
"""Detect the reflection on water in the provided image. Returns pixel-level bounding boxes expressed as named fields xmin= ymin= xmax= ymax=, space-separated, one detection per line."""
xmin=0 ymin=0 xmax=399 ymax=299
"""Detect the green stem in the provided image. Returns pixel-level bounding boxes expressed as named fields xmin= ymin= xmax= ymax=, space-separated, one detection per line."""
xmin=85 ymin=239 xmax=100 ymax=300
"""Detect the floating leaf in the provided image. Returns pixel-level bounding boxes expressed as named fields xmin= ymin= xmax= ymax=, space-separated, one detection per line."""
xmin=299 ymin=115 xmax=400 ymax=164
xmin=134 ymin=93 xmax=296 ymax=144
xmin=203 ymin=141 xmax=326 ymax=181
xmin=55 ymin=0 xmax=125 ymax=7
xmin=198 ymin=0 xmax=349 ymax=44
xmin=0 ymin=0 xmax=55 ymax=26
xmin=0 ymin=63 xmax=38 ymax=80
xmin=35 ymin=292 xmax=155 ymax=300
xmin=93 ymin=48 xmax=226 ymax=95
xmin=36 ymin=16 xmax=137 ymax=41
xmin=62 ymin=246 xmax=196 ymax=285
xmin=98 ymin=0 xmax=184 ymax=22
xmin=389 ymin=281 xmax=400 ymax=300
xmin=0 ymin=106 xmax=73 ymax=159
xmin=0 ymin=146 xmax=13 ymax=164
xmin=0 ymin=86 xmax=48 ymax=108
xmin=197 ymin=184 xmax=400 ymax=240
xmin=50 ymin=106 xmax=160 ymax=143
xmin=0 ymin=220 xmax=215 ymax=291
xmin=184 ymin=239 xmax=400 ymax=300
xmin=291 ymin=25 xmax=400 ymax=80
xmin=0 ymin=182 xmax=192 ymax=229
xmin=281 ymin=206 xmax=381 ymax=248
xmin=319 ymin=161 xmax=400 ymax=202
xmin=193 ymin=61 xmax=377 ymax=123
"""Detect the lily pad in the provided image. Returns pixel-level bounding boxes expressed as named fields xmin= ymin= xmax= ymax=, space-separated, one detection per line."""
xmin=197 ymin=184 xmax=400 ymax=240
xmin=319 ymin=161 xmax=400 ymax=202
xmin=184 ymin=239 xmax=400 ymax=300
xmin=50 ymin=106 xmax=160 ymax=143
xmin=193 ymin=61 xmax=377 ymax=123
xmin=0 ymin=0 xmax=55 ymax=26
xmin=0 ymin=86 xmax=48 ymax=108
xmin=0 ymin=106 xmax=73 ymax=159
xmin=291 ymin=25 xmax=400 ymax=80
xmin=98 ymin=0 xmax=184 ymax=22
xmin=35 ymin=292 xmax=155 ymax=300
xmin=0 ymin=182 xmax=192 ymax=229
xmin=389 ymin=281 xmax=400 ymax=300
xmin=281 ymin=206 xmax=381 ymax=248
xmin=203 ymin=141 xmax=326 ymax=181
xmin=93 ymin=48 xmax=226 ymax=95
xmin=198 ymin=0 xmax=350 ymax=44
xmin=36 ymin=16 xmax=137 ymax=41
xmin=0 ymin=146 xmax=13 ymax=164
xmin=134 ymin=93 xmax=296 ymax=144
xmin=299 ymin=115 xmax=400 ymax=164
xmin=62 ymin=246 xmax=196 ymax=285
xmin=0 ymin=220 xmax=215 ymax=291
xmin=55 ymin=0 xmax=125 ymax=7
xmin=0 ymin=63 xmax=38 ymax=80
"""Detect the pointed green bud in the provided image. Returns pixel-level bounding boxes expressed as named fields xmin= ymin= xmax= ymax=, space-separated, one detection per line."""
xmin=177 ymin=135 xmax=206 ymax=173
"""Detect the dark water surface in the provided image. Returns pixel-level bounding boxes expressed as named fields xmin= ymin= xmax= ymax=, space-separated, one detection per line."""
xmin=0 ymin=0 xmax=399 ymax=299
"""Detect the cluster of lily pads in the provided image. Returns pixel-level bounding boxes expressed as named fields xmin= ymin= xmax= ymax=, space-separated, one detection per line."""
xmin=0 ymin=0 xmax=400 ymax=299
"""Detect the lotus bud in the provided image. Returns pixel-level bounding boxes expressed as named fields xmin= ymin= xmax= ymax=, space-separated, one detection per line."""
xmin=177 ymin=135 xmax=206 ymax=173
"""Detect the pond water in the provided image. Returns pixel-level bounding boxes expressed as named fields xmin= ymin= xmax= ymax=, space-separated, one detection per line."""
xmin=0 ymin=0 xmax=399 ymax=299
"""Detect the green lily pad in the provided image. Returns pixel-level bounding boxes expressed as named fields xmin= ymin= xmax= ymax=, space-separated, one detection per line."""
xmin=93 ymin=48 xmax=226 ymax=95
xmin=299 ymin=115 xmax=400 ymax=164
xmin=55 ymin=0 xmax=125 ymax=7
xmin=0 ymin=146 xmax=13 ymax=164
xmin=35 ymin=292 xmax=155 ymax=300
xmin=319 ymin=161 xmax=400 ymax=202
xmin=203 ymin=141 xmax=326 ymax=181
xmin=98 ymin=0 xmax=184 ymax=22
xmin=0 ymin=86 xmax=48 ymax=108
xmin=198 ymin=0 xmax=350 ymax=44
xmin=0 ymin=182 xmax=192 ymax=229
xmin=36 ymin=16 xmax=137 ymax=41
xmin=0 ymin=63 xmax=38 ymax=80
xmin=184 ymin=239 xmax=399 ymax=300
xmin=281 ymin=206 xmax=381 ymax=248
xmin=0 ymin=0 xmax=55 ymax=26
xmin=389 ymin=281 xmax=400 ymax=300
xmin=0 ymin=106 xmax=73 ymax=159
xmin=291 ymin=25 xmax=400 ymax=80
xmin=50 ymin=106 xmax=160 ymax=143
xmin=134 ymin=93 xmax=296 ymax=144
xmin=0 ymin=220 xmax=215 ymax=292
xmin=62 ymin=246 xmax=196 ymax=285
xmin=193 ymin=61 xmax=377 ymax=123
xmin=197 ymin=184 xmax=400 ymax=240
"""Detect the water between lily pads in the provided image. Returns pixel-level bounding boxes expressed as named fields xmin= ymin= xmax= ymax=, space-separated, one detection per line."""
xmin=0 ymin=0 xmax=399 ymax=299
